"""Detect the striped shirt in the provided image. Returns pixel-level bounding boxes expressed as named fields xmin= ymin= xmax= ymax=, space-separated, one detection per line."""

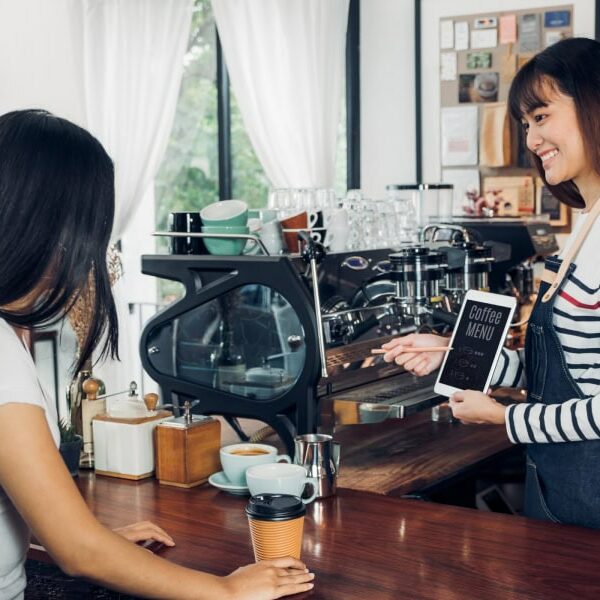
xmin=492 ymin=210 xmax=600 ymax=444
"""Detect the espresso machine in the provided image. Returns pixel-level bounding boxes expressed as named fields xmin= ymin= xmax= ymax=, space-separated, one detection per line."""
xmin=140 ymin=219 xmax=555 ymax=455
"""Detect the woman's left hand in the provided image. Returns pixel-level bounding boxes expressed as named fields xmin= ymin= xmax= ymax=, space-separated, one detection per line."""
xmin=449 ymin=390 xmax=506 ymax=425
xmin=113 ymin=521 xmax=175 ymax=547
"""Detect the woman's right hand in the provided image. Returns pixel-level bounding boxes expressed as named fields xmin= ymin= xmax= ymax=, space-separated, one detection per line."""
xmin=223 ymin=557 xmax=314 ymax=599
xmin=380 ymin=333 xmax=449 ymax=377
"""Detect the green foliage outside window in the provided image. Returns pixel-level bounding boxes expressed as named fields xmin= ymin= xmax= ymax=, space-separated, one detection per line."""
xmin=154 ymin=0 xmax=347 ymax=303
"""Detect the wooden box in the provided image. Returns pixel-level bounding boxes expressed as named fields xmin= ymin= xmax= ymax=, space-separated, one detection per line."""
xmin=155 ymin=416 xmax=221 ymax=488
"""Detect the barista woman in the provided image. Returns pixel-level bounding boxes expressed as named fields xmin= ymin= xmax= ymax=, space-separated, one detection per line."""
xmin=0 ymin=110 xmax=314 ymax=599
xmin=381 ymin=37 xmax=600 ymax=529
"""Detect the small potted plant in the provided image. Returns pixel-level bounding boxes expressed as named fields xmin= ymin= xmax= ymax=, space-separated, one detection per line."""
xmin=58 ymin=418 xmax=82 ymax=477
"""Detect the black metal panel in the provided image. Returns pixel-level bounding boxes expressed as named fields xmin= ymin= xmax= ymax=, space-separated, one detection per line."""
xmin=139 ymin=254 xmax=321 ymax=453
xmin=216 ymin=32 xmax=232 ymax=201
xmin=414 ymin=0 xmax=422 ymax=183
xmin=346 ymin=0 xmax=360 ymax=189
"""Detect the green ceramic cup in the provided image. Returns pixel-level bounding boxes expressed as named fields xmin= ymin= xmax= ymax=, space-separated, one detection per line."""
xmin=200 ymin=199 xmax=248 ymax=227
xmin=202 ymin=225 xmax=249 ymax=255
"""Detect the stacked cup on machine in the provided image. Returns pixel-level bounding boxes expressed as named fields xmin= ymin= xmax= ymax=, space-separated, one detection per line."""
xmin=199 ymin=199 xmax=249 ymax=255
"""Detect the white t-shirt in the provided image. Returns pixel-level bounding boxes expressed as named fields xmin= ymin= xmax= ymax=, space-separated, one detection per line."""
xmin=0 ymin=319 xmax=59 ymax=600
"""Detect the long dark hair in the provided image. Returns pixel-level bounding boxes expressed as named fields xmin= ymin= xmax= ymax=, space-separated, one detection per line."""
xmin=508 ymin=37 xmax=600 ymax=209
xmin=0 ymin=109 xmax=118 ymax=373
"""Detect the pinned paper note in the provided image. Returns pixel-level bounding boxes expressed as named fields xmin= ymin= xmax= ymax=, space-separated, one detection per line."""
xmin=471 ymin=29 xmax=497 ymax=50
xmin=480 ymin=103 xmax=511 ymax=167
xmin=545 ymin=31 xmax=566 ymax=48
xmin=467 ymin=52 xmax=491 ymax=69
xmin=519 ymin=14 xmax=540 ymax=53
xmin=441 ymin=106 xmax=478 ymax=166
xmin=499 ymin=14 xmax=517 ymax=44
xmin=455 ymin=21 xmax=469 ymax=51
xmin=440 ymin=20 xmax=454 ymax=49
xmin=544 ymin=10 xmax=570 ymax=28
xmin=441 ymin=52 xmax=457 ymax=81
xmin=473 ymin=16 xmax=497 ymax=29
xmin=459 ymin=73 xmax=498 ymax=103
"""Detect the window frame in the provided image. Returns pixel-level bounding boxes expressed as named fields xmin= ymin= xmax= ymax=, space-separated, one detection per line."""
xmin=215 ymin=0 xmax=360 ymax=200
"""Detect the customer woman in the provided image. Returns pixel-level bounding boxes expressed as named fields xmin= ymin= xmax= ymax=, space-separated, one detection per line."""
xmin=0 ymin=110 xmax=314 ymax=599
xmin=380 ymin=37 xmax=600 ymax=529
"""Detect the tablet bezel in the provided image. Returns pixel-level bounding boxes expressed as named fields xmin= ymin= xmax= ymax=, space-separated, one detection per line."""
xmin=433 ymin=289 xmax=517 ymax=397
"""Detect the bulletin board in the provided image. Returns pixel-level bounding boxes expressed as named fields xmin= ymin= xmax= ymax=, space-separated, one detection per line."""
xmin=439 ymin=5 xmax=574 ymax=231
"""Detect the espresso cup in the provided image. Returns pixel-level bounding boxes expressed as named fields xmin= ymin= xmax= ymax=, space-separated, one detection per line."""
xmin=280 ymin=211 xmax=308 ymax=230
xmin=246 ymin=494 xmax=306 ymax=561
xmin=259 ymin=219 xmax=284 ymax=255
xmin=246 ymin=463 xmax=318 ymax=504
xmin=169 ymin=211 xmax=205 ymax=255
xmin=308 ymin=210 xmax=324 ymax=229
xmin=220 ymin=443 xmax=291 ymax=486
xmin=200 ymin=199 xmax=248 ymax=227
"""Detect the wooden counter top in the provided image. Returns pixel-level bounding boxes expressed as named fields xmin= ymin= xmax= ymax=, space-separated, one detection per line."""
xmin=30 ymin=472 xmax=600 ymax=600
xmin=334 ymin=411 xmax=515 ymax=496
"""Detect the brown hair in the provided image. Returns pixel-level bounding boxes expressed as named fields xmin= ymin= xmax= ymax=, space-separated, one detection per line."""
xmin=508 ymin=37 xmax=600 ymax=209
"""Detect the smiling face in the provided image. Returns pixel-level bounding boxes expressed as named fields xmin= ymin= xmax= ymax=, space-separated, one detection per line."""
xmin=520 ymin=82 xmax=593 ymax=187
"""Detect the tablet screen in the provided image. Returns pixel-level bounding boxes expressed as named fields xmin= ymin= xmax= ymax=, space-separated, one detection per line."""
xmin=438 ymin=299 xmax=513 ymax=391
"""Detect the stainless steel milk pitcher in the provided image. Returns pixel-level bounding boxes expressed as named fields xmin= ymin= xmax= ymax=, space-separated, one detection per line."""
xmin=294 ymin=434 xmax=340 ymax=498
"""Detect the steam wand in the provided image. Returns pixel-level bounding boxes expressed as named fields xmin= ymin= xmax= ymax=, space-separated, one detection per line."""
xmin=298 ymin=230 xmax=328 ymax=379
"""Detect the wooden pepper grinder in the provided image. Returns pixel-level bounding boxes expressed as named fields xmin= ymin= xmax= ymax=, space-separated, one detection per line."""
xmin=155 ymin=400 xmax=221 ymax=488
xmin=80 ymin=377 xmax=105 ymax=468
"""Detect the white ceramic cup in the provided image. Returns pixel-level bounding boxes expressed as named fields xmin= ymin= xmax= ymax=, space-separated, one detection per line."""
xmin=326 ymin=226 xmax=349 ymax=252
xmin=246 ymin=463 xmax=318 ymax=504
xmin=220 ymin=443 xmax=291 ymax=486
xmin=259 ymin=219 xmax=284 ymax=255
xmin=325 ymin=209 xmax=349 ymax=252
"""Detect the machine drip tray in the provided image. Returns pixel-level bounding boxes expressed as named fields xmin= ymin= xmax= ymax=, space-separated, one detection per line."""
xmin=325 ymin=372 xmax=443 ymax=424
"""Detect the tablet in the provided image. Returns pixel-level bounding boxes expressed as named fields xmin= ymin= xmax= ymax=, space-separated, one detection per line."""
xmin=434 ymin=289 xmax=516 ymax=397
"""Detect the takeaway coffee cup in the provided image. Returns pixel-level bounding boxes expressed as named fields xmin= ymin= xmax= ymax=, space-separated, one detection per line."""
xmin=246 ymin=463 xmax=318 ymax=504
xmin=220 ymin=443 xmax=291 ymax=486
xmin=246 ymin=494 xmax=306 ymax=561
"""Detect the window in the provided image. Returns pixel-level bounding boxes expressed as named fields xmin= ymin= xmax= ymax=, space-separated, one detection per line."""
xmin=155 ymin=0 xmax=358 ymax=302
xmin=154 ymin=0 xmax=218 ymax=252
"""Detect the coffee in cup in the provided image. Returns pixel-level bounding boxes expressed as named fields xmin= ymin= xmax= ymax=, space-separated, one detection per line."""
xmin=246 ymin=494 xmax=306 ymax=561
xmin=246 ymin=463 xmax=318 ymax=504
xmin=220 ymin=443 xmax=291 ymax=486
xmin=230 ymin=448 xmax=270 ymax=456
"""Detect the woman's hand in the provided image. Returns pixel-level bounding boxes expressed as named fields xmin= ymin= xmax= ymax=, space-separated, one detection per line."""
xmin=449 ymin=390 xmax=506 ymax=425
xmin=379 ymin=333 xmax=449 ymax=376
xmin=224 ymin=557 xmax=314 ymax=600
xmin=113 ymin=521 xmax=175 ymax=547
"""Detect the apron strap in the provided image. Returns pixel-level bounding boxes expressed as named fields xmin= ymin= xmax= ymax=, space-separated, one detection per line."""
xmin=542 ymin=198 xmax=600 ymax=303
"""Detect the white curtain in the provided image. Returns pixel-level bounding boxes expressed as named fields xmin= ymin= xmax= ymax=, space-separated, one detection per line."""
xmin=79 ymin=0 xmax=193 ymax=392
xmin=212 ymin=0 xmax=349 ymax=189
xmin=81 ymin=0 xmax=193 ymax=239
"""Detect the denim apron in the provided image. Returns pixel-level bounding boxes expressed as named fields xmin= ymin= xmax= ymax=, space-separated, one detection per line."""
xmin=523 ymin=201 xmax=600 ymax=528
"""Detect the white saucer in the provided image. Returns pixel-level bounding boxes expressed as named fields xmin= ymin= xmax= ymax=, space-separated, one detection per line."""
xmin=208 ymin=471 xmax=250 ymax=496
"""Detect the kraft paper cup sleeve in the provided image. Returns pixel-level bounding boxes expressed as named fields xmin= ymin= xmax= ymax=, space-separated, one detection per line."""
xmin=247 ymin=515 xmax=305 ymax=561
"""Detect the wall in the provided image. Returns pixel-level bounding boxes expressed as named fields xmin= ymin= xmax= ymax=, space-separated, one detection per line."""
xmin=360 ymin=0 xmax=416 ymax=198
xmin=0 ymin=0 xmax=86 ymax=413
xmin=0 ymin=0 xmax=84 ymax=124
xmin=0 ymin=0 xmax=158 ymax=406
xmin=420 ymin=0 xmax=596 ymax=182
xmin=360 ymin=1 xmax=595 ymax=196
